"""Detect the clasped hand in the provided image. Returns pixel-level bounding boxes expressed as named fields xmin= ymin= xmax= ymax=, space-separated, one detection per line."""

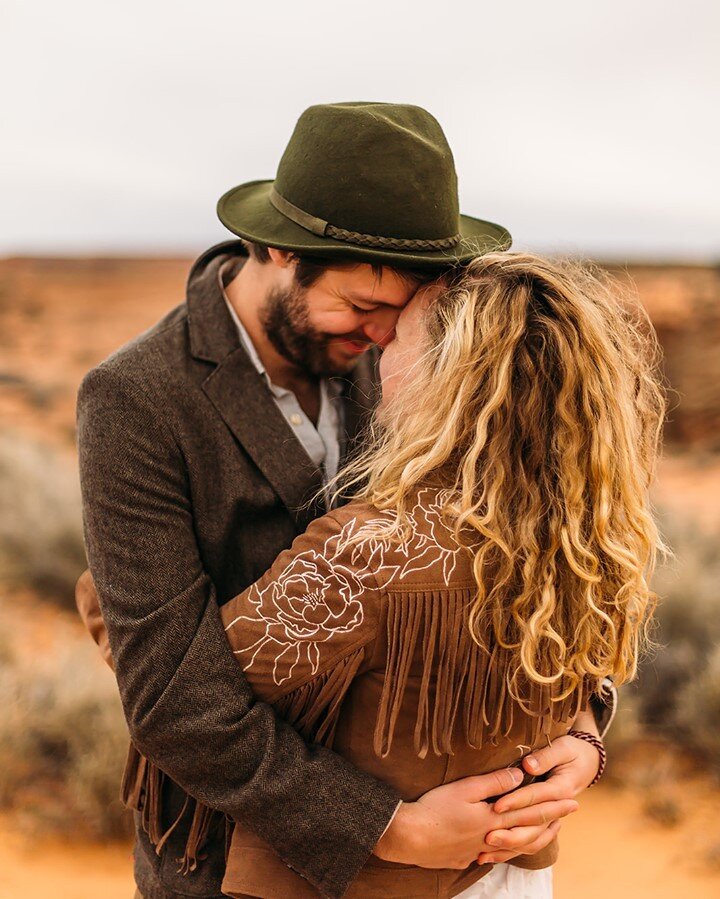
xmin=375 ymin=732 xmax=601 ymax=870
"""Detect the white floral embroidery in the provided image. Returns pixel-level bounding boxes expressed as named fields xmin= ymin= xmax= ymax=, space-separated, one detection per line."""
xmin=224 ymin=544 xmax=365 ymax=686
xmin=225 ymin=489 xmax=465 ymax=685
xmin=334 ymin=488 xmax=464 ymax=586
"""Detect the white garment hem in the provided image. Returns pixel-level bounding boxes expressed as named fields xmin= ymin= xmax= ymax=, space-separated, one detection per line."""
xmin=454 ymin=863 xmax=553 ymax=898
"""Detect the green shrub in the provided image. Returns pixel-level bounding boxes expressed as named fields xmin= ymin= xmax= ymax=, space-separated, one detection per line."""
xmin=619 ymin=509 xmax=720 ymax=771
xmin=676 ymin=644 xmax=720 ymax=769
xmin=0 ymin=637 xmax=132 ymax=838
xmin=0 ymin=432 xmax=86 ymax=605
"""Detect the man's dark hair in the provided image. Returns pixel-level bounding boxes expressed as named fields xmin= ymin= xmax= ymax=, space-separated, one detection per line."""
xmin=243 ymin=240 xmax=451 ymax=288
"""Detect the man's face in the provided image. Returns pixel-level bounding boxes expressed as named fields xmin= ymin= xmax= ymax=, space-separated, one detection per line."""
xmin=260 ymin=259 xmax=420 ymax=377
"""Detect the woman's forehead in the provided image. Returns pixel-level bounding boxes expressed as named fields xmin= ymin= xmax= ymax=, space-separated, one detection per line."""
xmin=397 ymin=283 xmax=439 ymax=327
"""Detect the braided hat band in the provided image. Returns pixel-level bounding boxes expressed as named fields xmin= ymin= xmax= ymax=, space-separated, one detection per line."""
xmin=269 ymin=187 xmax=461 ymax=252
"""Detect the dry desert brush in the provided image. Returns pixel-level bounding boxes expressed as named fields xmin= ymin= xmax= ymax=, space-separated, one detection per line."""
xmin=0 ymin=432 xmax=86 ymax=604
xmin=615 ymin=508 xmax=720 ymax=772
xmin=0 ymin=637 xmax=131 ymax=838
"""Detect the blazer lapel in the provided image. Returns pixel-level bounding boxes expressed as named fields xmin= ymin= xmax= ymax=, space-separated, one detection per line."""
xmin=187 ymin=243 xmax=326 ymax=533
xmin=202 ymin=352 xmax=326 ymax=533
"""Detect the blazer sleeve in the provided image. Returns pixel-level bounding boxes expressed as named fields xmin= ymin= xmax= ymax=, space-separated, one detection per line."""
xmin=222 ymin=510 xmax=380 ymax=747
xmin=76 ymin=363 xmax=399 ymax=899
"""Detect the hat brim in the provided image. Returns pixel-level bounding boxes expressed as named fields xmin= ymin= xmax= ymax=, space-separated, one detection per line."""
xmin=217 ymin=180 xmax=511 ymax=268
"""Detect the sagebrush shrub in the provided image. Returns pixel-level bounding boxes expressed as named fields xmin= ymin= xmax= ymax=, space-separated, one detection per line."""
xmin=0 ymin=638 xmax=131 ymax=837
xmin=0 ymin=432 xmax=87 ymax=605
xmin=615 ymin=509 xmax=720 ymax=770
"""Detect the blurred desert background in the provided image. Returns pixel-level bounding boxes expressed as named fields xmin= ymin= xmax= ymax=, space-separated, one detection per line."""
xmin=0 ymin=255 xmax=718 ymax=898
xmin=3 ymin=0 xmax=719 ymax=893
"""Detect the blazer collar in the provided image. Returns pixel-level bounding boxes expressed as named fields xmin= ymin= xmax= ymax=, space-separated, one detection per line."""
xmin=187 ymin=239 xmax=248 ymax=363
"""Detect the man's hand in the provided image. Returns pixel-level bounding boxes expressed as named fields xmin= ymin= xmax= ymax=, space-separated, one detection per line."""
xmin=480 ymin=718 xmax=601 ymax=864
xmin=374 ymin=767 xmax=578 ymax=870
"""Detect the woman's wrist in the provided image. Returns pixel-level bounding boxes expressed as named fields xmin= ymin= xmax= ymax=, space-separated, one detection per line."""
xmin=570 ymin=707 xmax=600 ymax=738
xmin=567 ymin=729 xmax=606 ymax=785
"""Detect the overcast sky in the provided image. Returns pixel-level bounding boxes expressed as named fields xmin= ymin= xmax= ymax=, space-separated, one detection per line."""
xmin=2 ymin=0 xmax=718 ymax=259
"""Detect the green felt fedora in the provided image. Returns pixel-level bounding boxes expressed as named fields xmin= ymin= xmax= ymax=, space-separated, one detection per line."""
xmin=217 ymin=102 xmax=511 ymax=268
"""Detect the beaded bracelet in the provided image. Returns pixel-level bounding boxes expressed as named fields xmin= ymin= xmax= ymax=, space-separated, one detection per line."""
xmin=568 ymin=729 xmax=606 ymax=785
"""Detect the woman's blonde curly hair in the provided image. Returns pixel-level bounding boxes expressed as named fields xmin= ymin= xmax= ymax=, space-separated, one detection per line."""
xmin=336 ymin=251 xmax=667 ymax=711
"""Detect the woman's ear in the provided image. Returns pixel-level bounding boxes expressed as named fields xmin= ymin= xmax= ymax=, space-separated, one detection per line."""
xmin=267 ymin=247 xmax=297 ymax=269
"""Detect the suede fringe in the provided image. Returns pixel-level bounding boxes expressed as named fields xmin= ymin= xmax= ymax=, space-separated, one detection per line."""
xmin=118 ymin=651 xmax=365 ymax=876
xmin=274 ymin=646 xmax=365 ymax=747
xmin=120 ymin=742 xmax=219 ymax=875
xmin=374 ymin=590 xmax=587 ymax=759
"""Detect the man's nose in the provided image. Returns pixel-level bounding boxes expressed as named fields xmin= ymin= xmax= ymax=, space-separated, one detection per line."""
xmin=372 ymin=326 xmax=396 ymax=349
xmin=363 ymin=312 xmax=399 ymax=348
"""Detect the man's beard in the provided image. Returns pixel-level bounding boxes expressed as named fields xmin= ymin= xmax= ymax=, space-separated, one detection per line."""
xmin=259 ymin=281 xmax=366 ymax=378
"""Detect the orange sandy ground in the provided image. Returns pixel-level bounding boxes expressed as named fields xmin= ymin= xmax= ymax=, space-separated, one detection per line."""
xmin=2 ymin=781 xmax=720 ymax=899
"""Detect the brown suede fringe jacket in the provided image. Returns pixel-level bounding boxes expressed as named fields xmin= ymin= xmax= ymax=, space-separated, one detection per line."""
xmin=80 ymin=486 xmax=614 ymax=898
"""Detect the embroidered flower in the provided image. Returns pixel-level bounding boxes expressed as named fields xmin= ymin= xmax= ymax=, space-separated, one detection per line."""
xmin=403 ymin=489 xmax=464 ymax=584
xmin=225 ymin=549 xmax=364 ymax=686
xmin=335 ymin=488 xmax=464 ymax=586
xmin=225 ymin=488 xmax=468 ymax=687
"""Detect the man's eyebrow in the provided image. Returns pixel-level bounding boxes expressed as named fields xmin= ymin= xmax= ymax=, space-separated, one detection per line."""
xmin=344 ymin=291 xmax=404 ymax=308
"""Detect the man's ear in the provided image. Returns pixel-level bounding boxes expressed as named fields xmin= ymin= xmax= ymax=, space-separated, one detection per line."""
xmin=267 ymin=247 xmax=297 ymax=268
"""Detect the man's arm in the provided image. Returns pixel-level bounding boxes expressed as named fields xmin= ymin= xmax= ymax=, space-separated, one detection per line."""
xmin=77 ymin=364 xmax=401 ymax=898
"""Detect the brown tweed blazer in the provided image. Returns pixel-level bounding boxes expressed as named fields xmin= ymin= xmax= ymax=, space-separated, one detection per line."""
xmin=76 ymin=242 xmax=400 ymax=899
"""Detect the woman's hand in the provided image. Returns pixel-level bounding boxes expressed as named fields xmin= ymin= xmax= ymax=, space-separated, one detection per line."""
xmin=479 ymin=713 xmax=602 ymax=863
xmin=374 ymin=767 xmax=578 ymax=870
